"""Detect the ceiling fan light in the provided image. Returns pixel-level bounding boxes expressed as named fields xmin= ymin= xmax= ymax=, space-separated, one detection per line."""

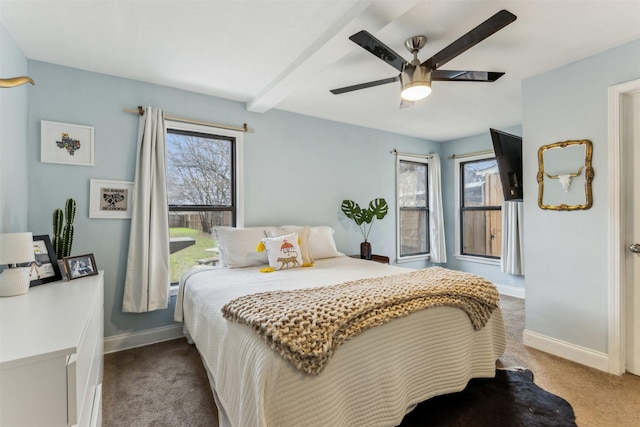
xmin=401 ymin=83 xmax=431 ymax=101
xmin=400 ymin=66 xmax=431 ymax=101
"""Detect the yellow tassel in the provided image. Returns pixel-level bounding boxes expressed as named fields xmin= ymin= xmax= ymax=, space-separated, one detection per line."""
xmin=302 ymin=262 xmax=314 ymax=268
xmin=256 ymin=241 xmax=266 ymax=252
xmin=259 ymin=267 xmax=275 ymax=273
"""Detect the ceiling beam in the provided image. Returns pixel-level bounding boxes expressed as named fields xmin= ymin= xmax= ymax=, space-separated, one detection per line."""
xmin=246 ymin=0 xmax=419 ymax=113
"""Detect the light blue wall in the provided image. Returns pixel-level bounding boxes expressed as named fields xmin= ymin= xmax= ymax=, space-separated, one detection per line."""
xmin=522 ymin=38 xmax=640 ymax=353
xmin=246 ymin=108 xmax=442 ymax=266
xmin=26 ymin=60 xmax=440 ymax=338
xmin=440 ymin=126 xmax=525 ymax=290
xmin=0 ymin=23 xmax=29 ymax=232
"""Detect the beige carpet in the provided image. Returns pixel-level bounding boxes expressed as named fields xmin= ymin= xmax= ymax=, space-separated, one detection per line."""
xmin=496 ymin=296 xmax=640 ymax=427
xmin=103 ymin=337 xmax=218 ymax=426
xmin=103 ymin=296 xmax=640 ymax=426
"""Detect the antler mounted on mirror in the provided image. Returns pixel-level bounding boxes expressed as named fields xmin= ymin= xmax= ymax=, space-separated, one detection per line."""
xmin=544 ymin=166 xmax=584 ymax=192
xmin=0 ymin=76 xmax=35 ymax=88
xmin=537 ymin=139 xmax=593 ymax=211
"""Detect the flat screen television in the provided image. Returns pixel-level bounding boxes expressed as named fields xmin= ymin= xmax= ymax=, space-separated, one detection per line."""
xmin=490 ymin=128 xmax=523 ymax=201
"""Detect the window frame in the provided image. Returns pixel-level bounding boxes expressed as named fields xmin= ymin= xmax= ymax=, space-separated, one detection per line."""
xmin=165 ymin=119 xmax=245 ymax=227
xmin=395 ymin=154 xmax=430 ymax=263
xmin=454 ymin=153 xmax=501 ymax=266
xmin=165 ymin=120 xmax=244 ymax=292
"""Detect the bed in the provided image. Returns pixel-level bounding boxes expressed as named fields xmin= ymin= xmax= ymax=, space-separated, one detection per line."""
xmin=174 ymin=226 xmax=506 ymax=427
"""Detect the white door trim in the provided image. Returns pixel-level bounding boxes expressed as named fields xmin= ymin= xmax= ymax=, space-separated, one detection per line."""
xmin=608 ymin=78 xmax=640 ymax=374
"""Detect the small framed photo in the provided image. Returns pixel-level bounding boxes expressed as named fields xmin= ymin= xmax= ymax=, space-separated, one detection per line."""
xmin=64 ymin=254 xmax=98 ymax=281
xmin=90 ymin=179 xmax=134 ymax=219
xmin=19 ymin=235 xmax=63 ymax=287
xmin=41 ymin=120 xmax=95 ymax=166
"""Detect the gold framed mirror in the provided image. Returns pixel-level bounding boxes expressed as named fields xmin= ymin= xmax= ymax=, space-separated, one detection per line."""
xmin=537 ymin=139 xmax=593 ymax=210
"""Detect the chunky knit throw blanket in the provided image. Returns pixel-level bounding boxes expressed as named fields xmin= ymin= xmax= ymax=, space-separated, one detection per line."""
xmin=222 ymin=267 xmax=499 ymax=375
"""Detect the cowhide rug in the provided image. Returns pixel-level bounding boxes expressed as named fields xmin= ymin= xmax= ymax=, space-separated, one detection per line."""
xmin=399 ymin=368 xmax=577 ymax=427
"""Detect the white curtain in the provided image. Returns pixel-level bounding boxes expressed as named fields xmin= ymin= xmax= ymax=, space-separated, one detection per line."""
xmin=501 ymin=200 xmax=524 ymax=275
xmin=428 ymin=154 xmax=447 ymax=263
xmin=122 ymin=106 xmax=170 ymax=312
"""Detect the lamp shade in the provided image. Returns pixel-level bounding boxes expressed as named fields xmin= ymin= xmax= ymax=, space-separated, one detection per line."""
xmin=0 ymin=233 xmax=35 ymax=265
xmin=400 ymin=65 xmax=432 ymax=102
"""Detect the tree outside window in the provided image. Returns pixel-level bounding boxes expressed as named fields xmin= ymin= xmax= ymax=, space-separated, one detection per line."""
xmin=166 ymin=128 xmax=236 ymax=283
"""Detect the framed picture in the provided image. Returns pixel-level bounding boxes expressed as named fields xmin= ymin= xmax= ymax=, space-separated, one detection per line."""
xmin=19 ymin=235 xmax=63 ymax=287
xmin=90 ymin=179 xmax=134 ymax=219
xmin=41 ymin=120 xmax=95 ymax=166
xmin=64 ymin=254 xmax=98 ymax=281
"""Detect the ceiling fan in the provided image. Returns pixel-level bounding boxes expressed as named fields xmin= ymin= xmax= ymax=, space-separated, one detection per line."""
xmin=330 ymin=9 xmax=517 ymax=106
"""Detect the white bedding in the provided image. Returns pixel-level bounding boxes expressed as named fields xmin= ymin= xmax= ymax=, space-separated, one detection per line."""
xmin=176 ymin=256 xmax=506 ymax=427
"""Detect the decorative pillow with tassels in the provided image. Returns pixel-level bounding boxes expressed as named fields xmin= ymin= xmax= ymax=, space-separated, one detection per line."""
xmin=267 ymin=225 xmax=314 ymax=266
xmin=256 ymin=232 xmax=309 ymax=272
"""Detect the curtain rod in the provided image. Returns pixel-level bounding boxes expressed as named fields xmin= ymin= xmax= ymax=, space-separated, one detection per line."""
xmin=447 ymin=149 xmax=494 ymax=160
xmin=123 ymin=106 xmax=254 ymax=133
xmin=390 ymin=149 xmax=433 ymax=159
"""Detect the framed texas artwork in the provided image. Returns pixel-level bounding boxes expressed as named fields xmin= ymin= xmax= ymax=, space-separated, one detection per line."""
xmin=41 ymin=120 xmax=95 ymax=166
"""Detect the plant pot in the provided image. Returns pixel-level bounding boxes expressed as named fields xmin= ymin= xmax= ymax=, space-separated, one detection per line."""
xmin=360 ymin=241 xmax=372 ymax=260
xmin=58 ymin=260 xmax=67 ymax=280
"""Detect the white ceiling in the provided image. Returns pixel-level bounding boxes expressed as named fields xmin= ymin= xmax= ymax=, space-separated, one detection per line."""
xmin=2 ymin=0 xmax=640 ymax=141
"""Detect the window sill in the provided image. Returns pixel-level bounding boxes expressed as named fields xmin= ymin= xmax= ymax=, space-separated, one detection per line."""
xmin=454 ymin=254 xmax=500 ymax=266
xmin=169 ymin=284 xmax=179 ymax=297
xmin=396 ymin=254 xmax=430 ymax=264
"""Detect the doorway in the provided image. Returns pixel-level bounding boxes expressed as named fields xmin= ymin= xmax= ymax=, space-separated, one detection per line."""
xmin=609 ymin=78 xmax=640 ymax=375
xmin=623 ymin=90 xmax=639 ymax=375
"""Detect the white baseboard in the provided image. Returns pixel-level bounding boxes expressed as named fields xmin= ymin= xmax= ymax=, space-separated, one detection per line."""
xmin=523 ymin=329 xmax=609 ymax=372
xmin=104 ymin=324 xmax=184 ymax=354
xmin=495 ymin=283 xmax=525 ymax=299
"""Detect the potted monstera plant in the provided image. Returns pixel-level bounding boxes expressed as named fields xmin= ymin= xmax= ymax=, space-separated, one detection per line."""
xmin=341 ymin=198 xmax=388 ymax=260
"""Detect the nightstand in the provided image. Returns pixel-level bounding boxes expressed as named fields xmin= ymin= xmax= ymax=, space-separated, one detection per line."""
xmin=349 ymin=254 xmax=390 ymax=264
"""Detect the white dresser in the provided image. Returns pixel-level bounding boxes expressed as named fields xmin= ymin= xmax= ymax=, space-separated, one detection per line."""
xmin=0 ymin=271 xmax=104 ymax=427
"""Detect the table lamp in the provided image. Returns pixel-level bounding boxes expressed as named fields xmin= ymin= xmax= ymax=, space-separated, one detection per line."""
xmin=0 ymin=232 xmax=35 ymax=297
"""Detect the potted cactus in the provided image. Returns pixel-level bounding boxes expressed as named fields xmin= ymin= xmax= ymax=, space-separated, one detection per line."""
xmin=53 ymin=198 xmax=76 ymax=260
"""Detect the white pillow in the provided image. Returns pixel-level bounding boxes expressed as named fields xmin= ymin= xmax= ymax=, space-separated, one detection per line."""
xmin=307 ymin=226 xmax=343 ymax=259
xmin=269 ymin=225 xmax=314 ymax=265
xmin=213 ymin=227 xmax=278 ymax=268
xmin=211 ymin=228 xmax=227 ymax=267
xmin=261 ymin=232 xmax=303 ymax=271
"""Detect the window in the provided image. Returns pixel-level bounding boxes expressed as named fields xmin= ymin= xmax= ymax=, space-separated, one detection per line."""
xmin=396 ymin=157 xmax=429 ymax=259
xmin=455 ymin=154 xmax=502 ymax=262
xmin=165 ymin=121 xmax=243 ymax=284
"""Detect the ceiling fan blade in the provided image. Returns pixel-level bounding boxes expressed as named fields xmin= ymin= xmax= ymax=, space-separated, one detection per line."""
xmin=432 ymin=70 xmax=505 ymax=82
xmin=423 ymin=9 xmax=517 ymax=71
xmin=349 ymin=30 xmax=407 ymax=72
xmin=330 ymin=76 xmax=399 ymax=95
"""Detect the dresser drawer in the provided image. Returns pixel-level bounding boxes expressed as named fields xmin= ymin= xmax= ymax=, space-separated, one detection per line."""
xmin=73 ymin=286 xmax=104 ymax=427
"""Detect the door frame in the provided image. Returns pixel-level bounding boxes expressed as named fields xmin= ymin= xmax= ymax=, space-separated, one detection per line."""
xmin=608 ymin=78 xmax=640 ymax=374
